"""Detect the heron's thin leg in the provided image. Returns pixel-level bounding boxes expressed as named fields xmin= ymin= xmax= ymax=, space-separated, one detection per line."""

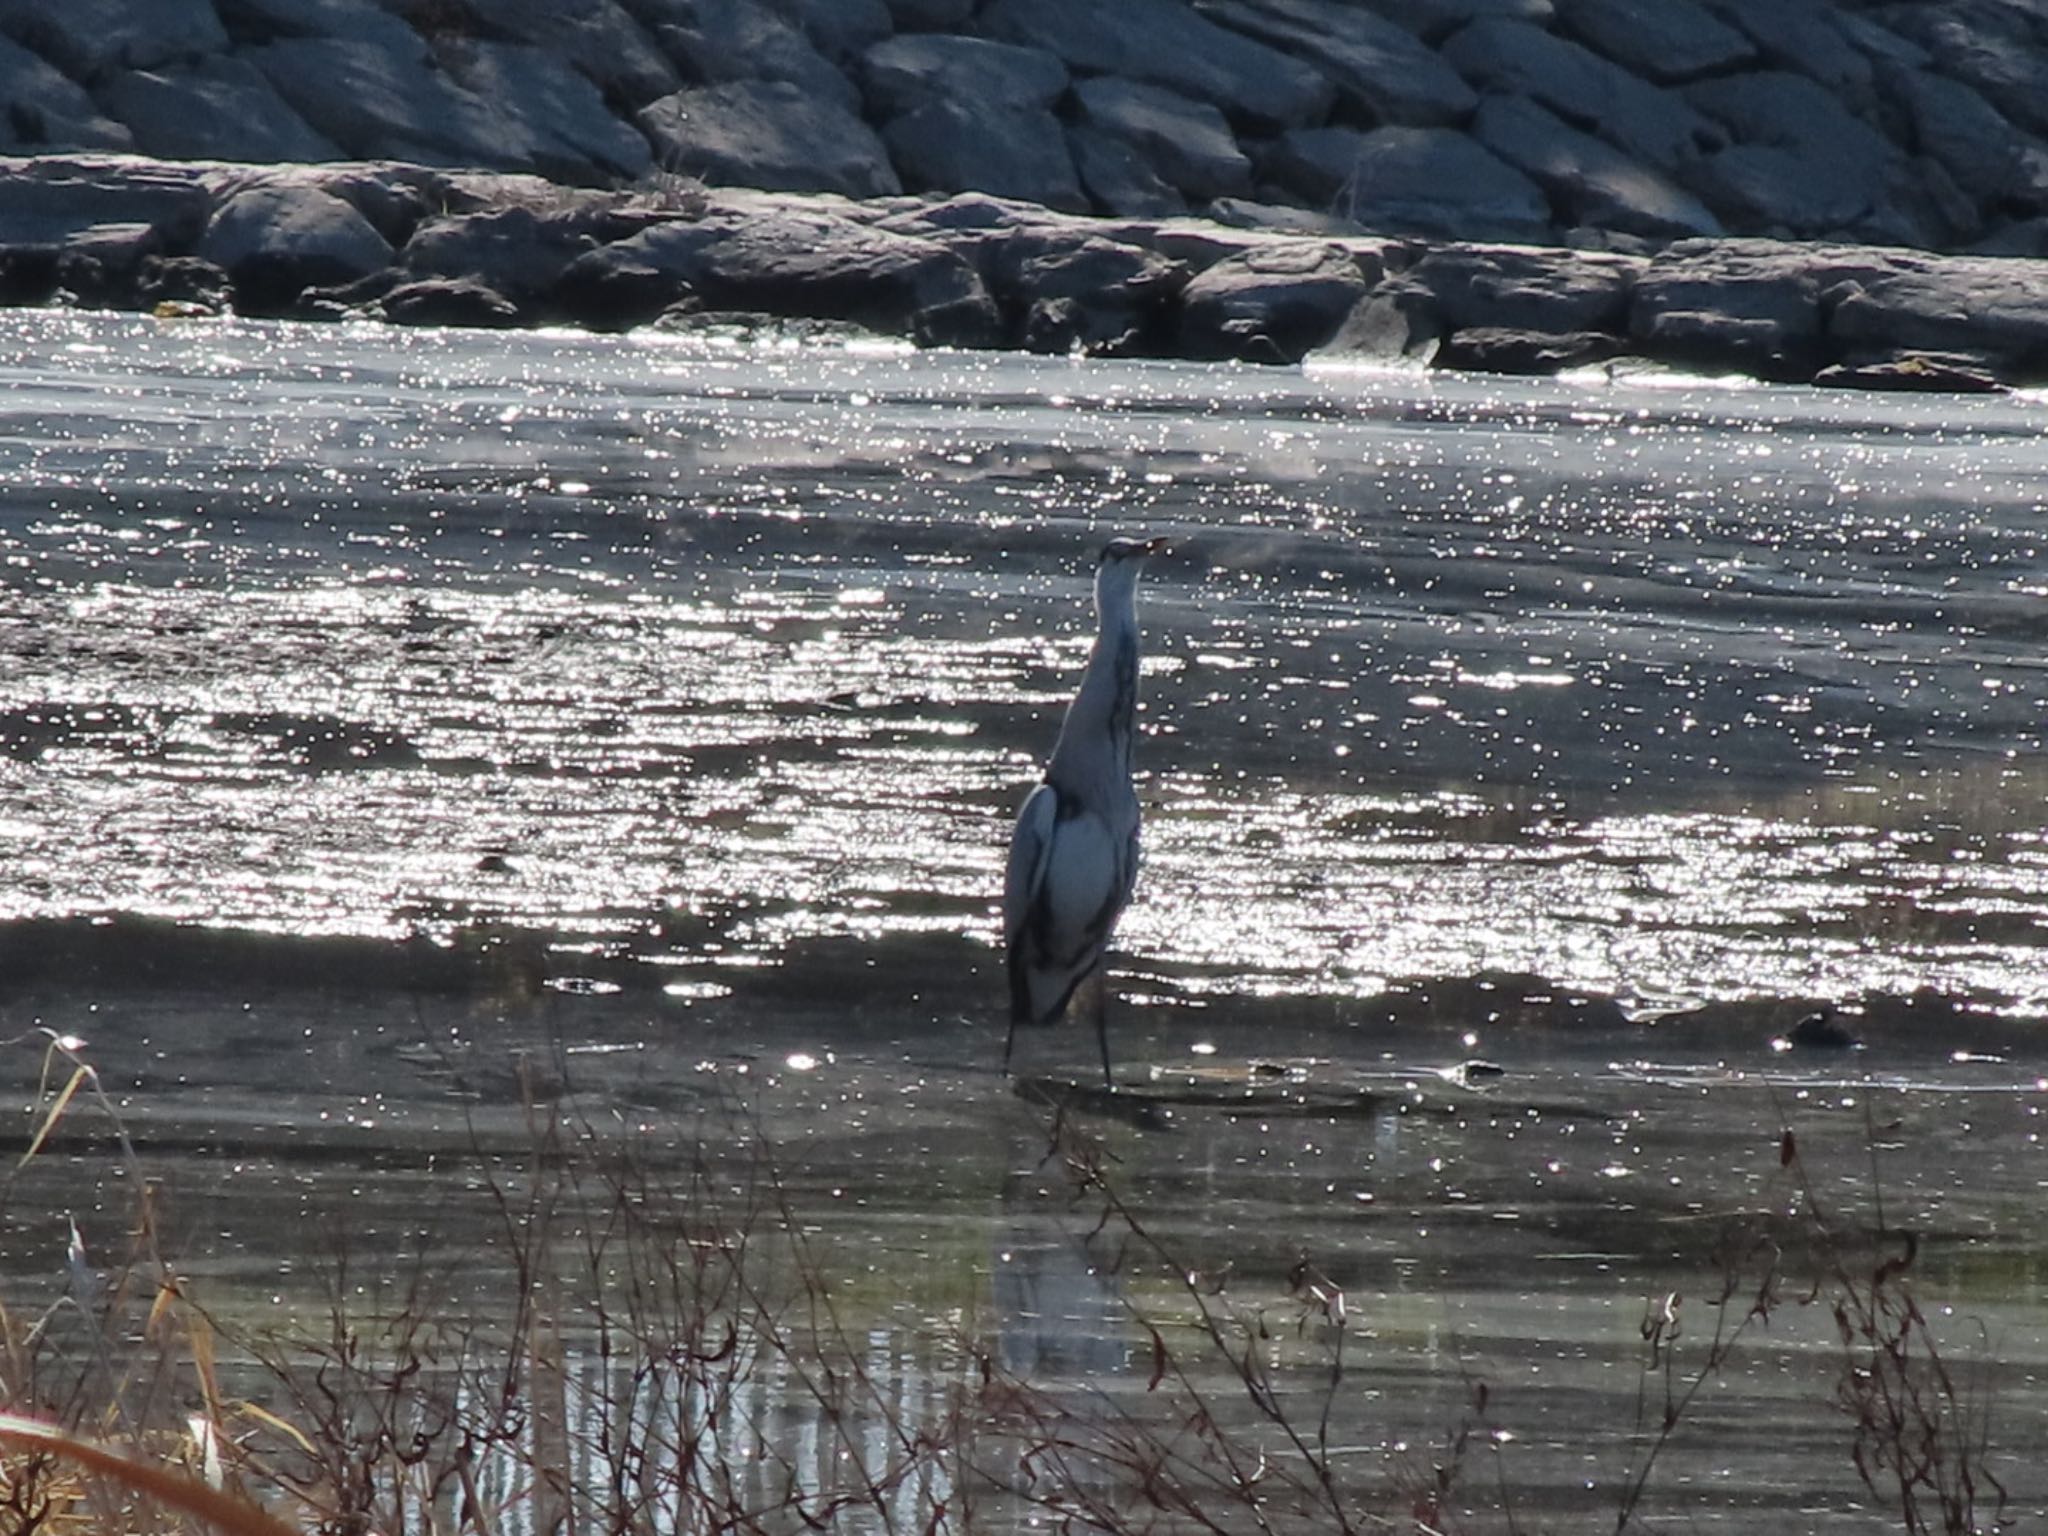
xmin=1090 ymin=967 xmax=1113 ymax=1089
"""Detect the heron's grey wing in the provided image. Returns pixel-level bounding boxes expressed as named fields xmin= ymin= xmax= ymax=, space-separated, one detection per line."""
xmin=1003 ymin=783 xmax=1059 ymax=948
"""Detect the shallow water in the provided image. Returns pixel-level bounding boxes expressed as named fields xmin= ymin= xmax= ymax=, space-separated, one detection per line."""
xmin=2 ymin=310 xmax=2047 ymax=1529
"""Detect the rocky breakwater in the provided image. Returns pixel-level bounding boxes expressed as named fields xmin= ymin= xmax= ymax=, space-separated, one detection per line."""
xmin=2 ymin=0 xmax=2048 ymax=390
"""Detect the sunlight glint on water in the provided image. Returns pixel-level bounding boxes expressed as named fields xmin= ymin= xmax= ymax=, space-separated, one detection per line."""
xmin=6 ymin=312 xmax=2048 ymax=1017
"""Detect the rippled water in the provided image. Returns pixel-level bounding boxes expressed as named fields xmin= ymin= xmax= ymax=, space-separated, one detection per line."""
xmin=3 ymin=310 xmax=2048 ymax=1529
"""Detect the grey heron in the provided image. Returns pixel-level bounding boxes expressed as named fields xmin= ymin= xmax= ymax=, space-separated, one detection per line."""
xmin=1002 ymin=535 xmax=1168 ymax=1085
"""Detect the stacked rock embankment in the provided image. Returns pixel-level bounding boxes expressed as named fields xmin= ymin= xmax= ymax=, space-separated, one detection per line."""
xmin=4 ymin=0 xmax=2048 ymax=388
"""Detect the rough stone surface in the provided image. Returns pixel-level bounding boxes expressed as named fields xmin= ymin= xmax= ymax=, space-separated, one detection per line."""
xmin=1876 ymin=1 xmax=2048 ymax=139
xmin=1205 ymin=198 xmax=1370 ymax=238
xmin=653 ymin=1 xmax=860 ymax=115
xmin=1353 ymin=0 xmax=1556 ymax=42
xmin=0 ymin=0 xmax=226 ymax=83
xmin=0 ymin=156 xmax=213 ymax=244
xmin=217 ymin=0 xmax=429 ymax=54
xmin=2 ymin=0 xmax=2048 ymax=396
xmin=1628 ymin=238 xmax=1906 ymax=378
xmin=1178 ymin=241 xmax=1374 ymax=361
xmin=1474 ymin=94 xmax=1721 ymax=240
xmin=1202 ymin=0 xmax=1478 ymax=125
xmin=1439 ymin=325 xmax=1619 ymax=372
xmin=1551 ymin=0 xmax=1753 ymax=83
xmin=246 ymin=37 xmax=530 ymax=169
xmin=439 ymin=41 xmax=654 ymax=183
xmin=1311 ymin=287 xmax=1443 ymax=365
xmin=198 ymin=178 xmax=394 ymax=309
xmin=552 ymin=246 xmax=692 ymax=330
xmin=1443 ymin=18 xmax=1726 ymax=171
xmin=98 ymin=58 xmax=339 ymax=164
xmin=1267 ymin=126 xmax=1550 ymax=238
xmin=777 ymin=0 xmax=895 ymax=62
xmin=401 ymin=205 xmax=641 ymax=301
xmin=1888 ymin=66 xmax=2033 ymax=207
xmin=1679 ymin=71 xmax=1908 ymax=235
xmin=463 ymin=0 xmax=679 ymax=108
xmin=1008 ymin=235 xmax=1184 ymax=354
xmin=1395 ymin=242 xmax=1644 ymax=333
xmin=1701 ymin=0 xmax=1873 ymax=101
xmin=879 ymin=0 xmax=974 ymax=27
xmin=579 ymin=204 xmax=997 ymax=346
xmin=858 ymin=34 xmax=1067 ymax=119
xmin=380 ymin=276 xmax=522 ymax=327
xmin=1070 ymin=129 xmax=1186 ymax=219
xmin=640 ymin=81 xmax=901 ymax=199
xmin=1072 ymin=78 xmax=1251 ymax=203
xmin=1814 ymin=353 xmax=2005 ymax=393
xmin=983 ymin=0 xmax=1335 ymax=129
xmin=1830 ymin=258 xmax=2048 ymax=375
xmin=0 ymin=35 xmax=133 ymax=152
xmin=883 ymin=99 xmax=1086 ymax=213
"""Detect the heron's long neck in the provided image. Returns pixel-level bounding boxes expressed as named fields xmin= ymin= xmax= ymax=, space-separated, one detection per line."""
xmin=1046 ymin=575 xmax=1141 ymax=795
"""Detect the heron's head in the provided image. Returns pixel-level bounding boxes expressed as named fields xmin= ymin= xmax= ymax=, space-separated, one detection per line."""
xmin=1097 ymin=535 xmax=1170 ymax=568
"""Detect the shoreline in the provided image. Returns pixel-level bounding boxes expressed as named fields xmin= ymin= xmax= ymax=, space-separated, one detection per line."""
xmin=5 ymin=152 xmax=2048 ymax=393
xmin=2 ymin=913 xmax=2033 ymax=1053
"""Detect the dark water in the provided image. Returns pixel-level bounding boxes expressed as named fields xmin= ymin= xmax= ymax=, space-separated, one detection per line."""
xmin=2 ymin=310 xmax=2047 ymax=1529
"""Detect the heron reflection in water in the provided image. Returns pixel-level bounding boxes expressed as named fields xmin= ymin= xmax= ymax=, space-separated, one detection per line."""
xmin=1003 ymin=536 xmax=1169 ymax=1086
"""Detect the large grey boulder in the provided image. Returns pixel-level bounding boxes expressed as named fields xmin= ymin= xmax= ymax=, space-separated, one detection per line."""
xmin=1389 ymin=242 xmax=1644 ymax=333
xmin=401 ymin=205 xmax=650 ymax=302
xmin=439 ymin=41 xmax=654 ymax=183
xmin=0 ymin=36 xmax=133 ymax=152
xmin=1178 ymin=241 xmax=1375 ymax=361
xmin=1700 ymin=0 xmax=1873 ymax=101
xmin=1200 ymin=0 xmax=1477 ymax=126
xmin=199 ymin=178 xmax=394 ymax=310
xmin=983 ymin=0 xmax=1334 ymax=129
xmin=1072 ymin=78 xmax=1251 ymax=202
xmin=880 ymin=0 xmax=973 ymax=26
xmin=462 ymin=0 xmax=678 ymax=108
xmin=640 ymin=81 xmax=900 ymax=198
xmin=1830 ymin=256 xmax=2048 ymax=377
xmin=245 ymin=36 xmax=534 ymax=170
xmin=0 ymin=155 xmax=214 ymax=244
xmin=0 ymin=0 xmax=225 ymax=83
xmin=216 ymin=0 xmax=428 ymax=53
xmin=1205 ymin=198 xmax=1370 ymax=238
xmin=1070 ymin=128 xmax=1186 ymax=218
xmin=1888 ymin=67 xmax=2036 ymax=207
xmin=1438 ymin=326 xmax=1619 ymax=374
xmin=1005 ymin=235 xmax=1186 ymax=354
xmin=1628 ymin=238 xmax=1905 ymax=379
xmin=776 ymin=0 xmax=894 ymax=62
xmin=379 ymin=276 xmax=521 ymax=328
xmin=1443 ymin=18 xmax=1725 ymax=171
xmin=1551 ymin=0 xmax=1753 ymax=83
xmin=1875 ymin=1 xmax=2048 ymax=139
xmin=650 ymin=1 xmax=859 ymax=115
xmin=1352 ymin=0 xmax=1555 ymax=42
xmin=882 ymin=99 xmax=1086 ymax=213
xmin=565 ymin=202 xmax=995 ymax=345
xmin=1474 ymin=94 xmax=1721 ymax=240
xmin=1267 ymin=125 xmax=1551 ymax=238
xmin=858 ymin=34 xmax=1067 ymax=119
xmin=98 ymin=57 xmax=340 ymax=165
xmin=1681 ymin=72 xmax=1920 ymax=241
